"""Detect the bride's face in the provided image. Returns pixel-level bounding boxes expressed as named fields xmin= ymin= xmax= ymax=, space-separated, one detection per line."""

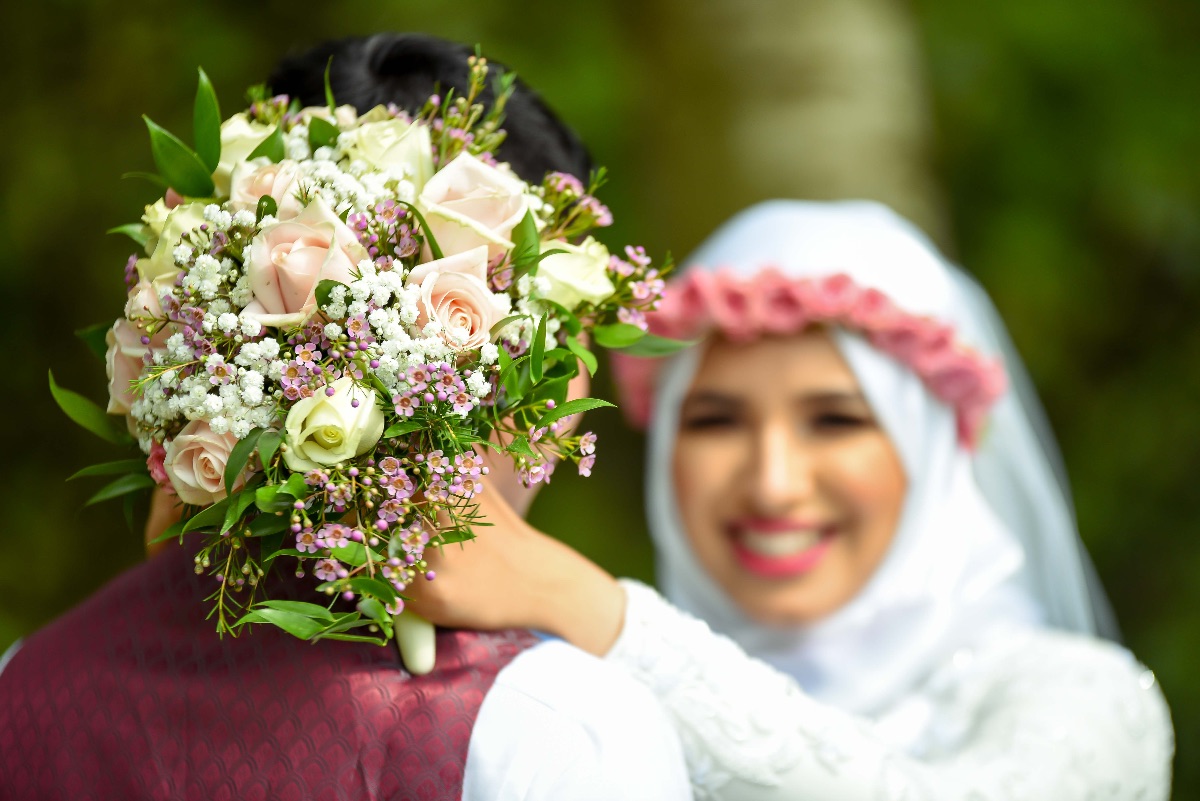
xmin=673 ymin=328 xmax=907 ymax=625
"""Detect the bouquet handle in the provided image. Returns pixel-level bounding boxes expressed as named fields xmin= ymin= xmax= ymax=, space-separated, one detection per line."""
xmin=394 ymin=610 xmax=436 ymax=675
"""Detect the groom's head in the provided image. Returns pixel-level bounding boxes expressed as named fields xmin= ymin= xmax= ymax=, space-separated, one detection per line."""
xmin=269 ymin=33 xmax=592 ymax=184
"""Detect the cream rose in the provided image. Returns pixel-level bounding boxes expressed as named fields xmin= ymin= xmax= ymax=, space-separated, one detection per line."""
xmin=344 ymin=115 xmax=434 ymax=191
xmin=537 ymin=237 xmax=616 ymax=310
xmin=242 ymin=196 xmax=367 ymax=328
xmin=417 ymin=152 xmax=530 ymax=258
xmin=283 ymin=377 xmax=385 ymax=472
xmin=301 ymin=104 xmax=359 ymax=129
xmin=229 ymin=158 xmax=303 ymax=219
xmin=164 ymin=419 xmax=246 ymax=506
xmin=212 ymin=113 xmax=276 ymax=197
xmin=105 ymin=319 xmax=148 ymax=415
xmin=136 ymin=202 xmax=208 ymax=283
xmin=406 ymin=246 xmax=505 ymax=350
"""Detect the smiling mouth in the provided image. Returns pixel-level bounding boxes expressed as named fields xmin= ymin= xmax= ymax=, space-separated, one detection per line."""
xmin=728 ymin=523 xmax=834 ymax=578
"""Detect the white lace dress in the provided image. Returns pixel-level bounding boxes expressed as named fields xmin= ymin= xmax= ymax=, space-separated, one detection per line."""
xmin=607 ymin=581 xmax=1174 ymax=801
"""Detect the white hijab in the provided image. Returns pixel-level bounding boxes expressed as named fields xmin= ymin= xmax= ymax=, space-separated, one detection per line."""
xmin=645 ymin=200 xmax=1117 ymax=717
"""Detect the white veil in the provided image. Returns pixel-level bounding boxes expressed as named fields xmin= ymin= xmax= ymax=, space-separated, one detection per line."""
xmin=643 ymin=200 xmax=1118 ymax=717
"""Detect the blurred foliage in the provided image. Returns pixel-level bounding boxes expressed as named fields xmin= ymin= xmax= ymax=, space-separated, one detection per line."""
xmin=0 ymin=0 xmax=1195 ymax=794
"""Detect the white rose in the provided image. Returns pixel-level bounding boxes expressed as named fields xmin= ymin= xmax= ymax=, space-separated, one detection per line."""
xmin=283 ymin=377 xmax=385 ymax=472
xmin=417 ymin=152 xmax=530 ymax=259
xmin=537 ymin=237 xmax=616 ymax=309
xmin=136 ymin=201 xmax=209 ymax=283
xmin=164 ymin=419 xmax=247 ymax=506
xmin=345 ymin=115 xmax=435 ymax=190
xmin=213 ymin=113 xmax=276 ymax=197
xmin=300 ymin=104 xmax=359 ymax=129
xmin=140 ymin=198 xmax=171 ymax=255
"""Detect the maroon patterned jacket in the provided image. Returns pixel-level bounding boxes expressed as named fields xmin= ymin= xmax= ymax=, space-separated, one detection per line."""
xmin=0 ymin=544 xmax=536 ymax=801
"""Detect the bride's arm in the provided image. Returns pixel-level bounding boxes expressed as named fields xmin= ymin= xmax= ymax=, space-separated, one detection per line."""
xmin=413 ymin=502 xmax=1172 ymax=801
xmin=609 ymin=579 xmax=1173 ymax=801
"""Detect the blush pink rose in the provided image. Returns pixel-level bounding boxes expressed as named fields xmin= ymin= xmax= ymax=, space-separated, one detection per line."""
xmin=163 ymin=419 xmax=248 ymax=506
xmin=229 ymin=159 xmax=304 ymax=220
xmin=242 ymin=196 xmax=367 ymax=328
xmin=147 ymin=440 xmax=172 ymax=491
xmin=406 ymin=246 xmax=504 ymax=350
xmin=105 ymin=319 xmax=150 ymax=415
xmin=417 ymin=152 xmax=530 ymax=258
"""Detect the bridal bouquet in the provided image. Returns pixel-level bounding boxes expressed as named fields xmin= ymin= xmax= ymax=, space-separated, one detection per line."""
xmin=53 ymin=58 xmax=675 ymax=646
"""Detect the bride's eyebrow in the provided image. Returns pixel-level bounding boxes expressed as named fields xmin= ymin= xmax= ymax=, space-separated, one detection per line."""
xmin=797 ymin=390 xmax=869 ymax=406
xmin=682 ymin=391 xmax=741 ymax=408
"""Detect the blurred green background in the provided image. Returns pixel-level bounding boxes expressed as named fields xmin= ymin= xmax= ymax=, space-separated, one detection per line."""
xmin=2 ymin=0 xmax=1196 ymax=793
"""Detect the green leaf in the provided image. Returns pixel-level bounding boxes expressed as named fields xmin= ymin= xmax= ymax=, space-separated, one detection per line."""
xmin=497 ymin=354 xmax=530 ymax=393
xmin=147 ymin=519 xmax=185 ymax=546
xmin=565 ymin=335 xmax=597 ymax=376
xmin=243 ymin=607 xmax=324 ymax=640
xmin=279 ymin=472 xmax=309 ymax=498
xmin=439 ymin=528 xmax=477 ymax=545
xmin=345 ymin=577 xmax=398 ymax=604
xmin=246 ymin=123 xmax=285 ymax=163
xmin=193 ymin=67 xmax=222 ymax=172
xmin=394 ymin=201 xmax=444 ymax=260
xmin=618 ymin=333 xmax=697 ymax=358
xmin=75 ymin=321 xmax=114 ymax=362
xmin=122 ymin=171 xmax=169 ymax=190
xmin=143 ymin=115 xmax=214 ymax=198
xmin=324 ymin=55 xmax=337 ymax=111
xmin=332 ymin=542 xmax=369 ymax=567
xmin=356 ymin=597 xmax=389 ymax=628
xmin=247 ymin=512 xmax=289 ymax=537
xmin=48 ymin=370 xmax=129 ymax=445
xmin=223 ymin=427 xmax=264 ymax=500
xmin=256 ymin=195 xmax=278 ymax=222
xmin=107 ymin=223 xmax=150 ymax=248
xmin=507 ymin=435 xmax=536 ymax=458
xmin=315 ymin=279 xmax=348 ymax=311
xmin=84 ymin=473 xmax=155 ymax=506
xmin=308 ymin=116 xmax=340 ymax=150
xmin=384 ymin=419 xmax=424 ymax=438
xmin=593 ymin=322 xmax=646 ymax=349
xmin=536 ymin=397 xmax=615 ymax=429
xmin=257 ymin=430 xmax=282 ymax=469
xmin=514 ymin=248 xmax=565 ymax=282
xmin=509 ymin=209 xmax=540 ymax=269
xmin=258 ymin=529 xmax=285 ymax=562
xmin=489 ymin=313 xmax=529 ymax=339
xmin=256 ymin=599 xmax=336 ymax=623
xmin=182 ymin=495 xmax=232 ymax=533
xmin=69 ymin=458 xmax=146 ymax=480
xmin=530 ymin=315 xmax=547 ymax=384
xmin=220 ymin=487 xmax=259 ymax=534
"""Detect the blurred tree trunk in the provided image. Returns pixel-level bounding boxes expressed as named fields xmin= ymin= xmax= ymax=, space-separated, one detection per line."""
xmin=628 ymin=0 xmax=948 ymax=257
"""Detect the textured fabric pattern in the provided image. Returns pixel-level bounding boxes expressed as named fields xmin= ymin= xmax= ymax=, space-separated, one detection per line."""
xmin=0 ymin=545 xmax=536 ymax=801
xmin=610 ymin=580 xmax=1174 ymax=801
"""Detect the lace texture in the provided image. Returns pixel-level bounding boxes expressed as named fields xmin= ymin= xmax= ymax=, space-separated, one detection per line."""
xmin=608 ymin=580 xmax=1174 ymax=801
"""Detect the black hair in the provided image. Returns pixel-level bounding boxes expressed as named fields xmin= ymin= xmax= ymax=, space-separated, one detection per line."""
xmin=269 ymin=33 xmax=592 ymax=184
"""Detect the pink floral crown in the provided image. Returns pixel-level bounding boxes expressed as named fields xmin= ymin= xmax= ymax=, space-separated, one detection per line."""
xmin=612 ymin=269 xmax=1007 ymax=448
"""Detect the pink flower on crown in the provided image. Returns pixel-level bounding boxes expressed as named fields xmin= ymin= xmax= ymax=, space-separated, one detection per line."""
xmin=621 ymin=268 xmax=1008 ymax=449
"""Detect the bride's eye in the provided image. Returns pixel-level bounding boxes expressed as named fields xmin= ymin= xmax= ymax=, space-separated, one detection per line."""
xmin=680 ymin=408 xmax=740 ymax=431
xmin=811 ymin=412 xmax=870 ymax=432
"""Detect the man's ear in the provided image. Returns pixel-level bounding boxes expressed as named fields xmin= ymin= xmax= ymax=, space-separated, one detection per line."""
xmin=145 ymin=487 xmax=183 ymax=557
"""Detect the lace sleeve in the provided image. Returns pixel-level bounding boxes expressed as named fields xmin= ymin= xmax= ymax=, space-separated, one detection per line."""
xmin=607 ymin=580 xmax=1174 ymax=801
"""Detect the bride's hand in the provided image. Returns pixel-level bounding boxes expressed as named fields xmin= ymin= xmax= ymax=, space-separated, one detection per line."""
xmin=405 ymin=476 xmax=626 ymax=657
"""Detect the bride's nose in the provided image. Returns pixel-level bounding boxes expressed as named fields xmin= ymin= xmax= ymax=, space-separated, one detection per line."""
xmin=748 ymin=417 xmax=814 ymax=513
